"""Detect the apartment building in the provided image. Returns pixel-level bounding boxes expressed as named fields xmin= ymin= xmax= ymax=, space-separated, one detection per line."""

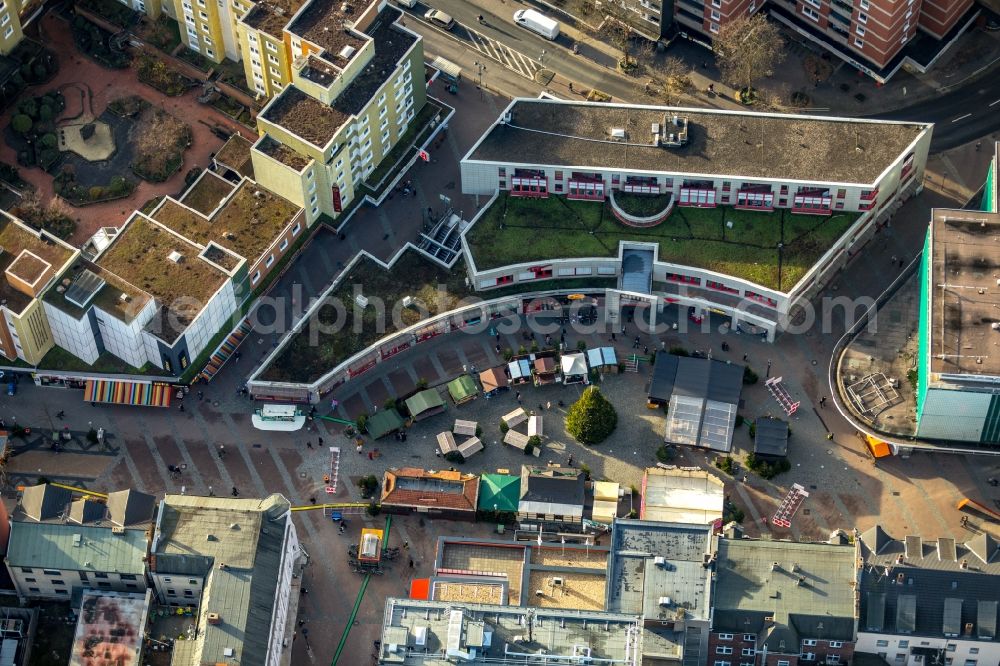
xmin=668 ymin=0 xmax=977 ymax=80
xmin=0 ymin=0 xmax=45 ymax=55
xmin=0 ymin=212 xmax=76 ymax=365
xmin=253 ymin=4 xmax=426 ymax=223
xmin=4 ymin=485 xmax=153 ymax=602
xmin=709 ymin=532 xmax=859 ymax=666
xmin=41 ymin=173 xmax=301 ymax=373
xmin=149 ymin=494 xmax=302 ymax=666
xmin=856 ymin=526 xmax=999 ymax=666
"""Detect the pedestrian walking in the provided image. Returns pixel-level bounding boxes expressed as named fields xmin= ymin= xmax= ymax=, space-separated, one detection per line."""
xmin=516 ymin=391 xmax=522 ymax=404
xmin=306 ymin=440 xmax=313 ymax=449
xmin=621 ymin=324 xmax=626 ymax=334
xmin=179 ymin=403 xmax=185 ymax=412
xmin=567 ymin=454 xmax=573 ymax=466
xmin=197 ymin=390 xmax=204 ymax=401
xmin=611 ymin=332 xmax=616 ymax=342
xmin=208 ymin=486 xmax=214 ymax=496
xmin=496 ymin=343 xmax=502 ymax=354
xmin=976 ymin=141 xmax=982 ymax=151
xmin=318 ymin=437 xmax=324 ymax=446
xmin=568 ymin=82 xmax=574 ymax=92
xmin=643 ymin=345 xmax=648 ymax=355
xmin=820 ymin=396 xmax=827 ymax=408
xmin=546 ymin=401 xmax=551 ymax=410
xmin=899 ymin=259 xmax=905 ymax=268
xmin=891 ymin=255 xmax=897 ymax=265
xmin=231 ymin=486 xmax=239 ymax=497
xmin=743 ymin=353 xmax=748 ymax=362
xmin=403 ymin=541 xmax=409 ymax=549
xmin=633 ymin=336 xmax=640 ymax=349
xmin=766 ymin=359 xmax=772 ymax=378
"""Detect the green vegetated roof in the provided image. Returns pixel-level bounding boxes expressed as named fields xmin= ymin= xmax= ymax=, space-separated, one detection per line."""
xmin=5 ymin=522 xmax=147 ymax=574
xmin=367 ymin=408 xmax=405 ymax=439
xmin=259 ymin=250 xmax=473 ymax=384
xmin=477 ymin=474 xmax=520 ymax=512
xmin=447 ymin=375 xmax=478 ymax=402
xmin=465 ymin=193 xmax=859 ymax=292
xmin=405 ymin=389 xmax=445 ymax=416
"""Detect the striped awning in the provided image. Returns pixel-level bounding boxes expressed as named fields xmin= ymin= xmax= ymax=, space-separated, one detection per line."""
xmin=84 ymin=380 xmax=173 ymax=407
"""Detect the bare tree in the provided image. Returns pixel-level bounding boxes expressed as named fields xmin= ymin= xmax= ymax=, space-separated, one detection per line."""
xmin=650 ymin=56 xmax=694 ymax=105
xmin=598 ymin=1 xmax=656 ymax=73
xmin=713 ymin=13 xmax=785 ymax=98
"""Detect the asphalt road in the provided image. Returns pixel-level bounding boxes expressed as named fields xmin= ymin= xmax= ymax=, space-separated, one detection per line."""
xmin=868 ymin=79 xmax=1000 ymax=152
xmin=399 ymin=0 xmax=645 ymax=102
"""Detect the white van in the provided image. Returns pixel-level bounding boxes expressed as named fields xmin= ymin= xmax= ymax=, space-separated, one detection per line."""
xmin=513 ymin=9 xmax=560 ymax=40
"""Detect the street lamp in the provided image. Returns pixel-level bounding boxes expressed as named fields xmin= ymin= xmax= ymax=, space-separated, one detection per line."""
xmin=473 ymin=61 xmax=487 ymax=88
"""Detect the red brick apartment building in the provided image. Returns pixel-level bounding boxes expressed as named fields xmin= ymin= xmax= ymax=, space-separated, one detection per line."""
xmin=668 ymin=0 xmax=977 ymax=80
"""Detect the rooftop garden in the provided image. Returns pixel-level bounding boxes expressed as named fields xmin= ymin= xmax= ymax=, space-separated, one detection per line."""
xmin=96 ymin=216 xmax=226 ymax=315
xmin=260 ymin=250 xmax=472 ymax=383
xmin=612 ymin=191 xmax=673 ymax=218
xmin=465 ymin=193 xmax=859 ymax=292
xmin=259 ymin=246 xmax=620 ymax=385
xmin=179 ymin=172 xmax=235 ymax=215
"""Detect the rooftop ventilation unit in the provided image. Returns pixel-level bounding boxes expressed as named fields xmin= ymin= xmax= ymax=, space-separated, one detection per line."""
xmin=610 ymin=128 xmax=626 ymax=141
xmin=167 ymin=250 xmax=184 ymax=263
xmin=119 ymin=293 xmax=131 ymax=303
xmin=355 ymin=294 xmax=369 ymax=308
xmin=658 ymin=597 xmax=672 ymax=606
xmin=552 ymin=577 xmax=563 ymax=586
xmin=770 ymin=561 xmax=781 ymax=571
xmin=654 ymin=556 xmax=666 ymax=567
xmin=659 ymin=114 xmax=689 ymax=147
xmin=338 ymin=45 xmax=356 ymax=60
xmin=206 ymin=612 xmax=221 ymax=625
xmin=111 ymin=526 xmax=126 ymax=535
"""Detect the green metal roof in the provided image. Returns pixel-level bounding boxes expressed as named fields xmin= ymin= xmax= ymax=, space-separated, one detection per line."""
xmin=477 ymin=474 xmax=520 ymax=512
xmin=367 ymin=408 xmax=405 ymax=439
xmin=447 ymin=375 xmax=478 ymax=403
xmin=5 ymin=521 xmax=147 ymax=574
xmin=405 ymin=389 xmax=445 ymax=416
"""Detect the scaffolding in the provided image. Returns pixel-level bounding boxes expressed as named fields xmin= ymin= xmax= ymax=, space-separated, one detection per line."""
xmin=846 ymin=373 xmax=901 ymax=418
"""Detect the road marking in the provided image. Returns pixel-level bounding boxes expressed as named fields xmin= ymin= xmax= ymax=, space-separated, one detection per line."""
xmin=466 ymin=26 xmax=541 ymax=81
xmin=952 ymin=113 xmax=973 ymax=122
xmin=990 ymin=99 xmax=1000 ymax=107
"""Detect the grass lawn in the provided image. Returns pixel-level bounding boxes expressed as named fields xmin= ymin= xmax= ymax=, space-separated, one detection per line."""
xmin=466 ymin=193 xmax=858 ymax=291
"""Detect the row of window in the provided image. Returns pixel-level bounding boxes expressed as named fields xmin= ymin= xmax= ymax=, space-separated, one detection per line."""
xmin=249 ymin=221 xmax=303 ymax=285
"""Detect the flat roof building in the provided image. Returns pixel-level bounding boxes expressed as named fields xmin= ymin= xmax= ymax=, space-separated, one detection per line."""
xmin=639 ymin=467 xmax=724 ymax=524
xmin=69 ymin=591 xmax=150 ymax=666
xmin=377 ymin=598 xmax=641 ymax=665
xmin=916 ymin=209 xmax=1000 ymax=443
xmin=150 ymin=494 xmax=302 ymax=666
xmin=460 ymin=99 xmax=931 ymax=344
xmin=0 ymin=212 xmax=77 ymax=365
xmin=607 ymin=520 xmax=714 ymax=666
xmin=711 ymin=534 xmax=859 ymax=664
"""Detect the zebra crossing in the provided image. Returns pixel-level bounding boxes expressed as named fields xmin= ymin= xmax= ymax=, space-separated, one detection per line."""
xmin=465 ymin=27 xmax=542 ymax=81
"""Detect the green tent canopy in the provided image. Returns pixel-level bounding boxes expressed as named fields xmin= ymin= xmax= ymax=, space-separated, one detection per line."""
xmin=478 ymin=474 xmax=520 ymax=512
xmin=366 ymin=408 xmax=405 ymax=439
xmin=405 ymin=389 xmax=446 ymax=420
xmin=447 ymin=375 xmax=479 ymax=404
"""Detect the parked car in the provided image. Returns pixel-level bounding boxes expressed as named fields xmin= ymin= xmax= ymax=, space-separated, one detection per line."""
xmin=424 ymin=9 xmax=455 ymax=29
